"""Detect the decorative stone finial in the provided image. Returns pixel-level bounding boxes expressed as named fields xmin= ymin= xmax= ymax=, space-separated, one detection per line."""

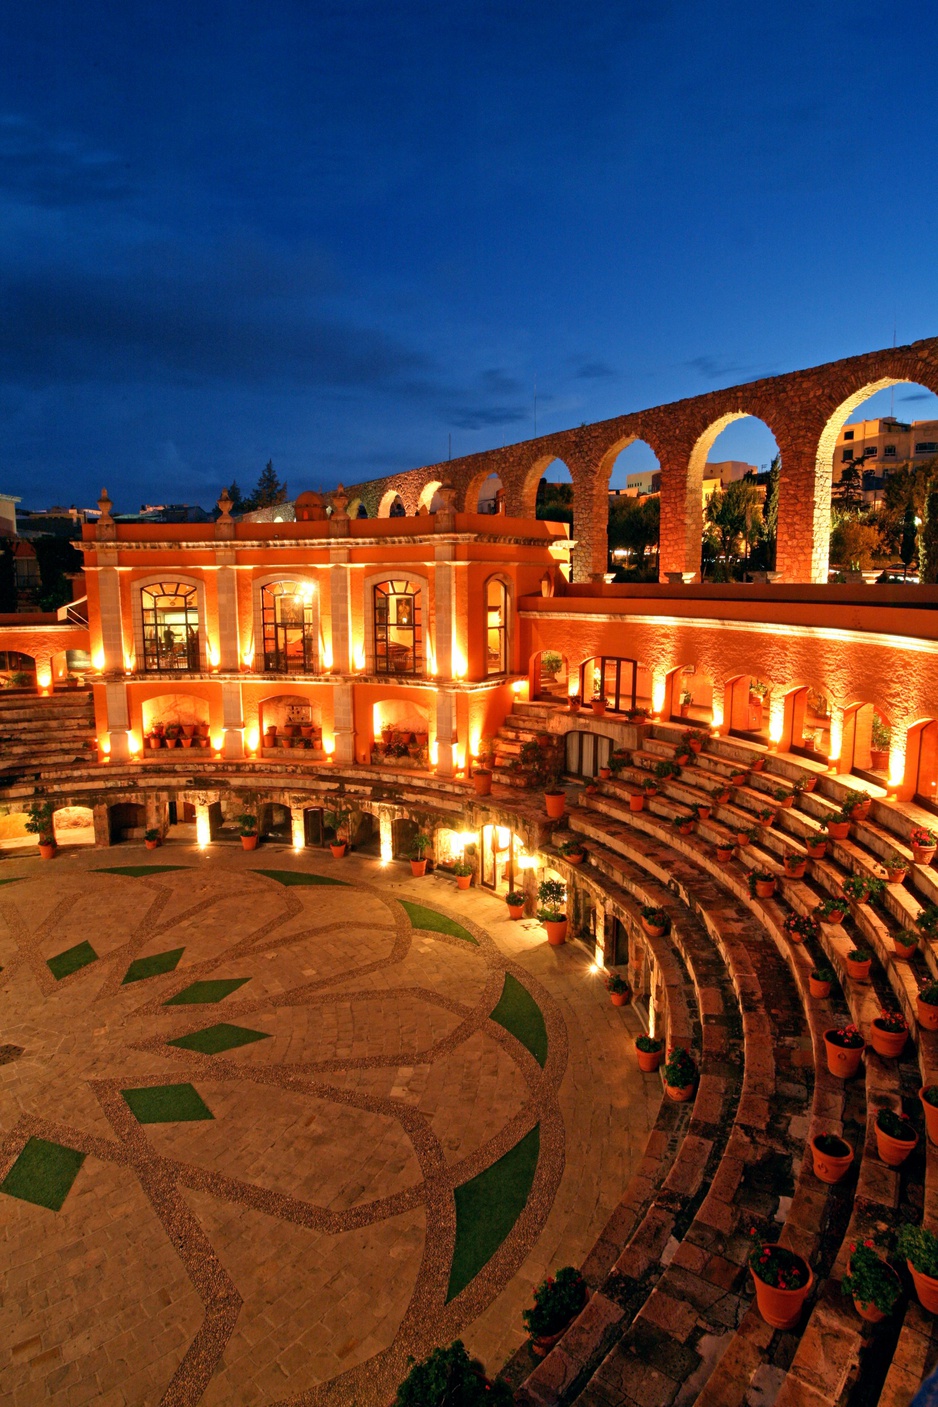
xmin=330 ymin=483 xmax=349 ymax=520
xmin=97 ymin=488 xmax=113 ymax=525
xmin=436 ymin=482 xmax=457 ymax=513
xmin=217 ymin=487 xmax=233 ymax=519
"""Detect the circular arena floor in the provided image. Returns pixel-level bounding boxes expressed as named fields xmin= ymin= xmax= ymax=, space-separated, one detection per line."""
xmin=0 ymin=846 xmax=657 ymax=1406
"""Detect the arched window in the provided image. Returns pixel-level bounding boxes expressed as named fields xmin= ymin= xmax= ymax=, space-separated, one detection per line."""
xmin=580 ymin=656 xmax=643 ymax=714
xmin=373 ymin=580 xmax=422 ymax=675
xmin=141 ymin=583 xmax=200 ymax=672
xmin=261 ymin=581 xmax=317 ymax=673
xmin=485 ymin=578 xmax=508 ymax=675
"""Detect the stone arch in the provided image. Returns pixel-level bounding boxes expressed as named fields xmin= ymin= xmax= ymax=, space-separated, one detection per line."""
xmin=417 ymin=480 xmax=443 ymax=513
xmin=689 ymin=411 xmax=779 ymax=581
xmin=465 ymin=468 xmax=503 ymax=513
xmin=840 ymin=699 xmax=893 ymax=780
xmin=52 ymin=803 xmax=94 ymax=847
xmin=601 ymin=435 xmax=663 ymax=580
xmin=347 ymin=497 xmax=367 ymax=519
xmin=519 ymin=454 xmax=573 ymax=520
xmin=377 ymin=489 xmax=406 ymax=518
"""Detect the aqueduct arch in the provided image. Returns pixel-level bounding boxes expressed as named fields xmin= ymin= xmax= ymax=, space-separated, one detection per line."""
xmin=331 ymin=337 xmax=938 ymax=584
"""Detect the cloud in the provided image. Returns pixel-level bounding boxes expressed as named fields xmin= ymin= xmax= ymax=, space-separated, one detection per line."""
xmin=572 ymin=359 xmax=616 ymax=379
xmin=685 ymin=354 xmax=776 ymax=385
xmin=0 ymin=114 xmax=134 ymax=207
xmin=446 ymin=404 xmax=528 ymax=431
xmin=478 ymin=367 xmax=523 ymax=395
xmin=899 ymin=391 xmax=934 ymax=402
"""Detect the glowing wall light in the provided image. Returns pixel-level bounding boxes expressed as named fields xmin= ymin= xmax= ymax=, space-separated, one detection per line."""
xmin=513 ymin=678 xmax=526 ymax=695
xmin=291 ymin=810 xmax=305 ymax=850
xmin=469 ymin=730 xmax=481 ymax=760
xmin=322 ymin=735 xmax=335 ymax=756
xmin=123 ymin=650 xmax=135 ymax=674
xmin=242 ymin=642 xmax=255 ymax=669
xmin=768 ymin=695 xmax=785 ymax=746
xmin=425 ymin=636 xmax=436 ymax=676
xmin=429 ymin=737 xmax=439 ymax=766
xmin=99 ymin=736 xmax=111 ymax=756
xmin=711 ymin=706 xmax=723 ymax=735
xmin=127 ymin=731 xmax=141 ymax=755
xmin=453 ymin=645 xmax=468 ymax=679
xmin=828 ymin=712 xmax=843 ymax=763
xmin=651 ymin=677 xmax=666 ymax=716
xmin=517 ymin=854 xmax=538 ymax=870
xmin=36 ymin=664 xmax=52 ymax=691
xmin=206 ymin=640 xmax=220 ymax=669
xmin=246 ymin=726 xmax=260 ymax=754
xmin=888 ymin=741 xmax=907 ymax=790
xmin=196 ymin=811 xmax=211 ymax=848
xmin=352 ymin=640 xmax=366 ymax=672
xmin=321 ymin=635 xmax=333 ymax=670
xmin=379 ymin=815 xmax=394 ymax=862
xmin=92 ymin=648 xmax=106 ymax=672
xmin=212 ymin=733 xmax=224 ymax=752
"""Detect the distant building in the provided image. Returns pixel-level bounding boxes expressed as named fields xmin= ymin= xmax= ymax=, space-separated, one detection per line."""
xmin=834 ymin=417 xmax=938 ymax=482
xmin=0 ymin=492 xmax=20 ymax=537
xmin=609 ymin=460 xmax=759 ymax=507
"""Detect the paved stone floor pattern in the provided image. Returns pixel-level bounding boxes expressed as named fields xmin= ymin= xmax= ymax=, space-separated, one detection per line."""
xmin=0 ymin=846 xmax=657 ymax=1406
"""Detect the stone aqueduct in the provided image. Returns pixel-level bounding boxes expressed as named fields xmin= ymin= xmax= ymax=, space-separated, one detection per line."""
xmin=325 ymin=337 xmax=938 ymax=584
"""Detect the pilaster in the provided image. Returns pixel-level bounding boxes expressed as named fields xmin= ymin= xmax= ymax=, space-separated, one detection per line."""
xmin=222 ymin=680 xmax=244 ymax=758
xmin=104 ymin=680 xmax=131 ymax=761
xmin=435 ymin=688 xmax=458 ymax=777
xmin=333 ymin=682 xmax=356 ymax=765
xmin=215 ymin=547 xmax=240 ymax=671
xmin=329 ymin=550 xmax=352 ymax=674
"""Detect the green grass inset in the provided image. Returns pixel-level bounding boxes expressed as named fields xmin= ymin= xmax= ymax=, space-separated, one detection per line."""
xmin=121 ymin=1082 xmax=214 ymax=1124
xmin=0 ymin=877 xmax=24 ymax=887
xmin=400 ymin=900 xmax=477 ymax=945
xmin=255 ymin=868 xmax=348 ymax=887
xmin=94 ymin=865 xmax=188 ymax=877
xmin=1 ymin=1136 xmax=86 ymax=1211
xmin=122 ymin=947 xmax=185 ymax=985
xmin=164 ymin=978 xmax=250 ymax=1005
xmin=489 ymin=973 xmax=548 ymax=1067
xmin=447 ymin=1123 xmax=540 ymax=1301
xmin=47 ymin=941 xmax=98 ymax=981
xmin=167 ymin=1022 xmax=271 ymax=1055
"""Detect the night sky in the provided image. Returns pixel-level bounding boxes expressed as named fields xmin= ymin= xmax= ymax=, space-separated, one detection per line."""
xmin=3 ymin=1 xmax=938 ymax=510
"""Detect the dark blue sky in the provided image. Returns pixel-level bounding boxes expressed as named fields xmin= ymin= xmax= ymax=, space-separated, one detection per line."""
xmin=2 ymin=0 xmax=938 ymax=509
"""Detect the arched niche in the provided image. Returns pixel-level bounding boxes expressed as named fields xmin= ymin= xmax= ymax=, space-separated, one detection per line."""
xmin=669 ymin=664 xmax=714 ymax=725
xmin=259 ymin=694 xmax=323 ymax=751
xmin=53 ymin=804 xmax=94 ymax=847
xmin=141 ymin=693 xmax=210 ymax=734
xmin=725 ymin=674 xmax=774 ymax=744
xmin=530 ymin=649 xmax=569 ymax=701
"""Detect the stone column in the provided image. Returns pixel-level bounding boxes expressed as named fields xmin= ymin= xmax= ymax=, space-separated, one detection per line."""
xmin=222 ymin=679 xmax=244 ymax=758
xmin=433 ymin=547 xmax=455 ymax=678
xmin=333 ymin=682 xmax=356 ymax=765
xmin=656 ymin=433 xmax=701 ymax=582
xmin=290 ymin=807 xmax=306 ymax=848
xmin=96 ymin=551 xmax=125 ymax=672
xmin=92 ymin=803 xmax=111 ymax=847
xmin=522 ymin=862 xmax=538 ymax=916
xmin=435 ymin=688 xmax=459 ymax=777
xmin=215 ymin=547 xmax=240 ymax=672
xmin=329 ymin=550 xmax=352 ymax=674
xmin=104 ymin=680 xmax=131 ymax=762
xmin=774 ymin=437 xmax=831 ymax=584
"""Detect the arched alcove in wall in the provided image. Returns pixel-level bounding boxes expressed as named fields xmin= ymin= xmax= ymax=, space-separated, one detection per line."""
xmin=53 ymin=804 xmax=95 ymax=846
xmin=840 ymin=700 xmax=892 ymax=779
xmin=725 ymin=673 xmax=774 ymax=744
xmin=669 ymin=664 xmax=715 ymax=725
xmin=531 ymin=649 xmax=569 ymax=701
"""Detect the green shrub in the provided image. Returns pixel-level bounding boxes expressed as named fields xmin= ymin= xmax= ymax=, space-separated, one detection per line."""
xmin=393 ymin=1341 xmax=513 ymax=1407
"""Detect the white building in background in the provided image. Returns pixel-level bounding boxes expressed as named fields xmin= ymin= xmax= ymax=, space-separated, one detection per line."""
xmin=833 ymin=417 xmax=938 ymax=484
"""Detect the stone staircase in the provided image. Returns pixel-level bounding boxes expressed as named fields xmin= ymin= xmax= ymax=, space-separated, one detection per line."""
xmin=0 ymin=690 xmax=96 ymax=787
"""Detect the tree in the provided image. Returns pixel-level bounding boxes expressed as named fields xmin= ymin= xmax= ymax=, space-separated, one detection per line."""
xmin=536 ymin=479 xmax=573 ymax=525
xmin=920 ymin=488 xmax=938 ymax=584
xmin=608 ymin=495 xmax=659 ymax=577
xmin=245 ymin=460 xmax=288 ymax=511
xmin=33 ymin=535 xmax=83 ymax=612
xmin=705 ymin=479 xmax=763 ymax=567
xmin=829 ymin=514 xmax=880 ymax=571
xmin=834 ymin=462 xmax=864 ymax=510
xmin=763 ymin=455 xmax=780 ymax=568
xmin=225 ymin=480 xmax=247 ymax=515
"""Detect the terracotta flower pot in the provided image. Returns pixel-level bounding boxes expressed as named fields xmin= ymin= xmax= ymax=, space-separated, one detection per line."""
xmin=696 ymin=805 xmax=711 ymax=820
xmin=678 ymin=822 xmax=695 ymax=835
xmin=566 ymin=851 xmax=584 ymax=866
xmin=894 ymin=936 xmax=918 ymax=960
xmin=456 ymin=873 xmax=472 ymax=890
xmin=410 ymin=859 xmax=427 ymax=876
xmin=844 ymin=956 xmax=872 ymax=982
xmin=629 ymin=793 xmax=645 ymax=813
xmin=919 ymin=1089 xmax=938 ymax=1145
xmin=675 ymin=753 xmax=691 ymax=766
xmin=778 ymin=795 xmax=794 ymax=809
xmin=666 ymin=1082 xmax=695 ymax=1103
xmin=568 ymin=701 xmax=580 ymax=714
xmin=544 ymin=918 xmax=567 ymax=945
xmin=821 ymin=907 xmax=845 ymax=925
xmin=912 ymin=845 xmax=936 ymax=865
xmin=854 ymin=1289 xmax=894 ymax=1324
xmin=751 ymin=1255 xmax=813 ymax=1330
xmin=886 ymin=867 xmax=908 ymax=884
xmin=918 ymin=997 xmax=938 ymax=1031
xmin=148 ymin=737 xmax=162 ymax=749
xmin=610 ymin=991 xmax=629 ymax=1007
xmin=875 ymin=1123 xmax=918 ymax=1167
xmin=751 ymin=757 xmax=765 ymax=772
xmin=807 ymin=841 xmax=827 ymax=859
xmin=165 ymin=737 xmax=178 ymax=748
xmin=545 ymin=792 xmax=566 ymax=820
xmin=643 ymin=785 xmax=658 ymax=798
xmin=716 ymin=847 xmax=733 ymax=862
xmin=715 ymin=790 xmax=731 ymax=804
xmin=755 ymin=879 xmax=776 ymax=899
xmin=591 ymin=700 xmax=606 ymax=716
xmin=730 ymin=772 xmax=748 ymax=786
xmin=810 ymin=1134 xmax=853 ymax=1184
xmin=38 ymin=842 xmax=57 ymax=859
xmin=689 ymin=739 xmax=702 ymax=753
xmin=808 ymin=975 xmax=831 ymax=998
xmin=180 ymin=737 xmax=193 ymax=748
xmin=641 ymin=920 xmax=665 ymax=938
xmin=824 ymin=1030 xmax=864 ymax=1078
xmin=241 ymin=834 xmax=258 ymax=851
xmin=507 ymin=904 xmax=524 ymax=920
xmin=473 ymin=771 xmax=492 ymax=796
xmin=329 ymin=842 xmax=347 ymax=858
xmin=870 ymin=1021 xmax=907 ymax=1059
xmin=636 ymin=1045 xmax=662 ymax=1072
xmin=827 ymin=821 xmax=850 ymax=840
xmin=598 ymin=766 xmax=611 ymax=780
xmin=784 ymin=861 xmax=807 ymax=879
xmin=908 ymin=1262 xmax=938 ymax=1313
xmin=145 ymin=839 xmax=160 ymax=850
xmin=803 ymin=778 xmax=817 ymax=792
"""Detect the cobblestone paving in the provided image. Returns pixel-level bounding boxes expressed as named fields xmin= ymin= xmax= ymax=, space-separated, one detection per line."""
xmin=0 ymin=846 xmax=656 ymax=1406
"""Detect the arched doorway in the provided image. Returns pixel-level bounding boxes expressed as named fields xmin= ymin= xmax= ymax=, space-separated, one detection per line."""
xmin=841 ymin=701 xmax=891 ymax=780
xmin=725 ymin=674 xmax=773 ymax=744
xmin=377 ymin=490 xmax=407 ymax=518
xmin=669 ymin=665 xmax=714 ymax=725
xmin=109 ymin=801 xmax=146 ymax=843
xmin=260 ymin=803 xmax=292 ymax=843
xmin=480 ymin=824 xmax=527 ymax=893
xmin=914 ymin=721 xmax=938 ymax=811
xmin=531 ymin=650 xmax=569 ymax=701
xmin=53 ymin=805 xmax=94 ymax=847
xmin=564 ymin=730 xmax=613 ymax=778
xmin=579 ymin=656 xmax=651 ymax=715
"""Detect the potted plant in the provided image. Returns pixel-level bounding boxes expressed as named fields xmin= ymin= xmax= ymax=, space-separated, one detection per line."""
xmin=409 ymin=834 xmax=432 ymax=876
xmin=679 ymin=690 xmax=692 ymax=718
xmin=538 ymin=878 xmax=567 ymax=944
xmin=750 ymin=755 xmax=766 ymax=773
xmin=920 ymin=1086 xmax=938 ymax=1145
xmin=674 ymin=813 xmax=695 ymax=837
xmin=713 ymin=786 xmax=731 ymax=804
xmin=841 ymin=1242 xmax=902 ymax=1324
xmin=806 ymin=835 xmax=827 ymax=859
xmin=641 ymin=777 xmax=658 ymax=798
xmin=147 ymin=730 xmax=162 ymax=750
xmin=567 ymin=693 xmax=582 ymax=714
xmin=143 ymin=827 xmax=161 ymax=851
xmin=559 ymin=839 xmax=586 ymax=865
xmin=755 ymin=806 xmax=776 ymax=828
xmin=875 ymin=1108 xmax=918 ymax=1167
xmin=783 ymin=852 xmax=808 ymax=879
xmin=822 ymin=810 xmax=853 ymax=841
xmin=783 ymin=912 xmax=819 ymax=944
xmin=640 ymin=905 xmax=668 ymax=937
xmin=735 ymin=826 xmax=758 ymax=848
xmin=628 ymin=789 xmax=645 ymax=813
xmin=747 ymin=869 xmax=776 ymax=900
xmin=842 ymin=874 xmax=885 ymax=906
xmin=662 ymin=1046 xmax=697 ymax=1102
xmin=810 ymin=1131 xmax=854 ymax=1184
xmin=635 ymin=1033 xmax=664 ymax=1071
xmin=870 ymin=1009 xmax=908 ymax=1059
xmin=729 ymin=768 xmax=748 ymax=786
xmin=894 ymin=929 xmax=918 ymax=960
xmin=392 ymin=1339 xmax=513 ymax=1406
xmin=235 ymin=812 xmax=259 ymax=850
xmin=715 ymin=841 xmax=734 ymax=862
xmin=505 ymin=890 xmax=525 ymax=920
xmin=453 ymin=859 xmax=473 ymax=890
xmin=606 ymin=972 xmax=631 ymax=1007
xmin=626 ymin=707 xmax=648 ymax=724
xmin=773 ymin=785 xmax=794 ymax=810
xmin=688 ymin=728 xmax=708 ymax=753
xmin=590 ymin=694 xmax=607 ymax=717
xmin=870 ymin=715 xmax=891 ymax=770
xmin=325 ymin=807 xmax=351 ymax=857
xmin=748 ymin=1236 xmax=813 ymax=1329
xmin=918 ymin=978 xmax=938 ymax=1031
xmin=597 ymin=763 xmax=611 ymax=780
xmin=883 ymin=850 xmax=910 ymax=883
xmin=817 ymin=896 xmax=846 ymax=925
xmin=543 ymin=771 xmax=566 ymax=821
xmin=824 ymin=1022 xmax=864 ymax=1078
xmin=842 ymin=791 xmax=871 ymax=822
xmin=472 ymin=765 xmax=493 ymax=797
xmin=809 ymin=966 xmax=834 ymax=998
xmin=522 ymin=1266 xmax=588 ymax=1357
xmin=897 ymin=1225 xmax=938 ymax=1313
xmin=845 ymin=947 xmax=873 ymax=982
xmin=695 ymin=801 xmax=711 ymax=820
xmin=165 ymin=723 xmax=181 ymax=749
xmin=911 ymin=827 xmax=938 ymax=864
xmin=654 ymin=759 xmax=680 ymax=782
xmin=25 ymin=801 xmax=56 ymax=858
xmin=920 ymin=905 xmax=938 ymax=937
